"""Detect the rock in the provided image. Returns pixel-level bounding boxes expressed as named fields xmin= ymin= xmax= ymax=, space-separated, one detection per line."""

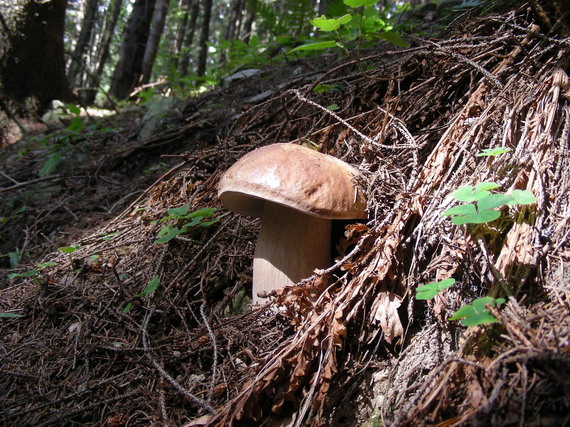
xmin=137 ymin=96 xmax=184 ymax=141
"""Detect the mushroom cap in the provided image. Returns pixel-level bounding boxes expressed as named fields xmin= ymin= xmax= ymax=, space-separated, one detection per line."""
xmin=218 ymin=143 xmax=367 ymax=219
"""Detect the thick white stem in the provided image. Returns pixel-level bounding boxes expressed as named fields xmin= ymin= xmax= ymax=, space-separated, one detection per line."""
xmin=252 ymin=202 xmax=331 ymax=305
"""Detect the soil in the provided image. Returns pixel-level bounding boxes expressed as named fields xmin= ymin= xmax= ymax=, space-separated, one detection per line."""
xmin=1 ymin=2 xmax=569 ymax=426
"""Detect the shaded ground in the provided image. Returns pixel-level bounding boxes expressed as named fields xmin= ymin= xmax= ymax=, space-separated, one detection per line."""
xmin=1 ymin=2 xmax=570 ymax=426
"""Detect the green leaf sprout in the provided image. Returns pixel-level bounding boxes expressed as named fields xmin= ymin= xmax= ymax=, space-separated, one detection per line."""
xmin=449 ymin=297 xmax=506 ymax=326
xmin=416 ymin=278 xmax=456 ymax=300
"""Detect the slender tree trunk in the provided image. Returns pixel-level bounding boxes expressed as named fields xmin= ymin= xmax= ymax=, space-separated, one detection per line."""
xmin=225 ymin=0 xmax=243 ymax=41
xmin=219 ymin=0 xmax=244 ymax=66
xmin=242 ymin=6 xmax=255 ymax=43
xmin=141 ymin=0 xmax=169 ymax=84
xmin=178 ymin=0 xmax=199 ymax=77
xmin=109 ymin=0 xmax=156 ymax=100
xmin=83 ymin=0 xmax=124 ymax=104
xmin=67 ymin=0 xmax=99 ymax=89
xmin=318 ymin=0 xmax=329 ymax=16
xmin=196 ymin=0 xmax=213 ymax=77
xmin=0 ymin=0 xmax=72 ymax=113
xmin=171 ymin=0 xmax=190 ymax=69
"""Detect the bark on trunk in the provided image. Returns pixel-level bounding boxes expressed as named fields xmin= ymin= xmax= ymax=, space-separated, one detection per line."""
xmin=241 ymin=6 xmax=255 ymax=43
xmin=141 ymin=0 xmax=169 ymax=84
xmin=178 ymin=0 xmax=199 ymax=77
xmin=83 ymin=0 xmax=123 ymax=105
xmin=109 ymin=0 xmax=156 ymax=100
xmin=196 ymin=0 xmax=213 ymax=77
xmin=0 ymin=0 xmax=72 ymax=113
xmin=171 ymin=0 xmax=190 ymax=70
xmin=67 ymin=0 xmax=99 ymax=89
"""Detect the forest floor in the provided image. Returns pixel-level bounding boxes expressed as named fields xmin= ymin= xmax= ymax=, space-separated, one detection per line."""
xmin=1 ymin=2 xmax=570 ymax=426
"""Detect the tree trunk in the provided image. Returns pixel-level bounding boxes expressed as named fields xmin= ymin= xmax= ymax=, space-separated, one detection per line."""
xmin=0 ymin=0 xmax=72 ymax=113
xmin=241 ymin=5 xmax=255 ymax=43
xmin=225 ymin=0 xmax=243 ymax=42
xmin=67 ymin=0 xmax=99 ymax=89
xmin=83 ymin=0 xmax=123 ymax=105
xmin=109 ymin=0 xmax=156 ymax=100
xmin=318 ymin=0 xmax=328 ymax=15
xmin=196 ymin=0 xmax=213 ymax=77
xmin=178 ymin=0 xmax=199 ymax=77
xmin=219 ymin=0 xmax=243 ymax=67
xmin=141 ymin=0 xmax=169 ymax=84
xmin=171 ymin=0 xmax=190 ymax=70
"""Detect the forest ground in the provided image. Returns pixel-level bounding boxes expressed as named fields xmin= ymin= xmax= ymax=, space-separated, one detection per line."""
xmin=1 ymin=2 xmax=570 ymax=426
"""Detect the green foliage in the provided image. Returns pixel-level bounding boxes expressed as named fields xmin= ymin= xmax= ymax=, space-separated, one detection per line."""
xmin=7 ymin=261 xmax=58 ymax=280
xmin=58 ymin=244 xmax=81 ymax=269
xmin=223 ymin=289 xmax=253 ymax=316
xmin=476 ymin=146 xmax=512 ymax=157
xmin=442 ymin=182 xmax=536 ymax=225
xmin=98 ymin=232 xmax=117 ymax=241
xmin=344 ymin=0 xmax=379 ymax=7
xmin=123 ymin=275 xmax=160 ymax=313
xmin=210 ymin=35 xmax=270 ymax=72
xmin=39 ymin=152 xmax=64 ymax=177
xmin=144 ymin=162 xmax=167 ymax=175
xmin=414 ymin=279 xmax=506 ymax=327
xmin=1 ymin=205 xmax=29 ymax=225
xmin=154 ymin=206 xmax=219 ymax=244
xmin=415 ymin=149 xmax=537 ymax=328
xmin=8 ymin=249 xmax=21 ymax=269
xmin=290 ymin=40 xmax=338 ymax=53
xmin=58 ymin=245 xmax=81 ymax=254
xmin=313 ymin=83 xmax=339 ymax=94
xmin=449 ymin=297 xmax=505 ymax=326
xmin=245 ymin=0 xmax=315 ymax=38
xmin=415 ymin=278 xmax=456 ymax=300
xmin=36 ymin=103 xmax=108 ymax=177
xmin=0 ymin=312 xmax=23 ymax=318
xmin=375 ymin=31 xmax=408 ymax=48
xmin=289 ymin=0 xmax=407 ymax=55
xmin=310 ymin=14 xmax=353 ymax=32
xmin=134 ymin=87 xmax=155 ymax=104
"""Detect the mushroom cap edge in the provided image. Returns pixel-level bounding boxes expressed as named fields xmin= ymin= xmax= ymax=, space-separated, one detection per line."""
xmin=217 ymin=143 xmax=367 ymax=220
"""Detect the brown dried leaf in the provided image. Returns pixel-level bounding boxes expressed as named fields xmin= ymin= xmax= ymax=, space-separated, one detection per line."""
xmin=371 ymin=291 xmax=404 ymax=345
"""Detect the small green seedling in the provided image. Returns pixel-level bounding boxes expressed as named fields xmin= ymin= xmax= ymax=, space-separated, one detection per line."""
xmin=7 ymin=261 xmax=58 ymax=280
xmin=8 ymin=250 xmax=20 ymax=268
xmin=123 ymin=275 xmax=160 ymax=313
xmin=415 ymin=278 xmax=456 ymax=300
xmin=1 ymin=206 xmax=29 ymax=225
xmin=449 ymin=296 xmax=505 ymax=326
xmin=476 ymin=147 xmax=512 ymax=157
xmin=0 ymin=312 xmax=23 ymax=318
xmin=58 ymin=245 xmax=81 ymax=267
xmin=442 ymin=182 xmax=536 ymax=225
xmin=155 ymin=206 xmax=219 ymax=244
xmin=62 ymin=104 xmax=84 ymax=133
xmin=98 ymin=232 xmax=117 ymax=241
xmin=313 ymin=84 xmax=339 ymax=94
xmin=58 ymin=245 xmax=81 ymax=254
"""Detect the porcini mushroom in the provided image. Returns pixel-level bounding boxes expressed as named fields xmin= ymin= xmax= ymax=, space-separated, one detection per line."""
xmin=218 ymin=143 xmax=367 ymax=304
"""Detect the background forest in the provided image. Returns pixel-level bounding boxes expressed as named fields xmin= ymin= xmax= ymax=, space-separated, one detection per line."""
xmin=1 ymin=0 xmax=421 ymax=126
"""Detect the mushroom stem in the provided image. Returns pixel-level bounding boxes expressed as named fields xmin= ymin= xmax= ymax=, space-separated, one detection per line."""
xmin=252 ymin=202 xmax=331 ymax=304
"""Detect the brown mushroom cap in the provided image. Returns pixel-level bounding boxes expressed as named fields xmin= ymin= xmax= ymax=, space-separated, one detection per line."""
xmin=218 ymin=143 xmax=367 ymax=219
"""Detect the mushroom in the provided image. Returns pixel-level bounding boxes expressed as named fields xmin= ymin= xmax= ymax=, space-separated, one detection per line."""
xmin=218 ymin=143 xmax=367 ymax=305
